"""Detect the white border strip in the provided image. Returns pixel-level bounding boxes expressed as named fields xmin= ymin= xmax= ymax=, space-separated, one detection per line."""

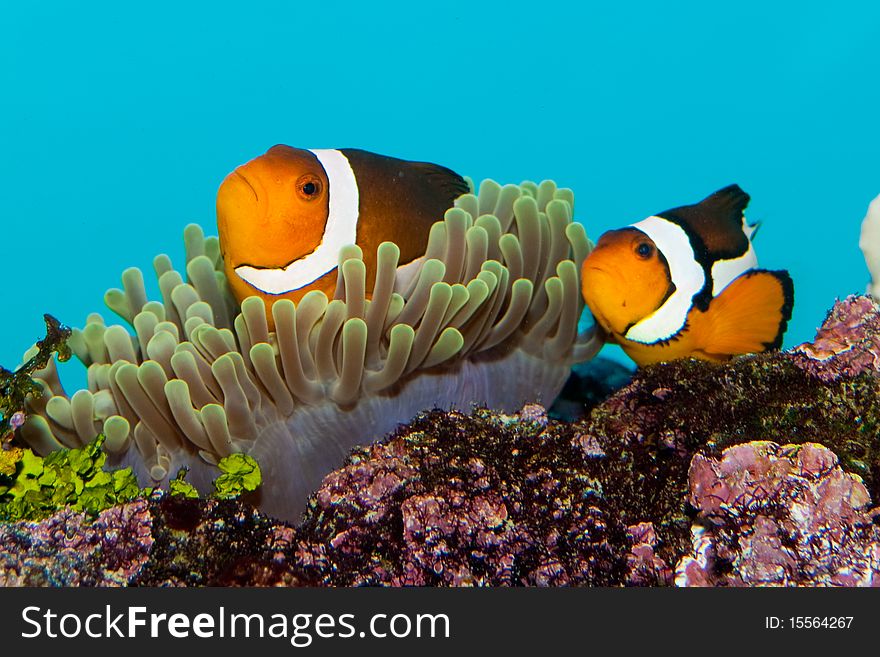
xmin=710 ymin=244 xmax=757 ymax=297
xmin=624 ymin=216 xmax=705 ymax=344
xmin=235 ymin=149 xmax=360 ymax=295
xmin=710 ymin=220 xmax=757 ymax=296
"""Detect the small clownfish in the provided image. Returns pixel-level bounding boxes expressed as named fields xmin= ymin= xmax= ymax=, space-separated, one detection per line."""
xmin=216 ymin=146 xmax=469 ymax=319
xmin=581 ymin=184 xmax=794 ymax=366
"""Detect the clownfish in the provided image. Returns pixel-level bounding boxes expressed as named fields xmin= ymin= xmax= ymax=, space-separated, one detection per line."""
xmin=216 ymin=145 xmax=469 ymax=317
xmin=581 ymin=184 xmax=794 ymax=366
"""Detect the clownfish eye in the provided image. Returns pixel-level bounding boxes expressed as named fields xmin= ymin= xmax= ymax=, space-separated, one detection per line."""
xmin=296 ymin=175 xmax=322 ymax=200
xmin=635 ymin=242 xmax=654 ymax=259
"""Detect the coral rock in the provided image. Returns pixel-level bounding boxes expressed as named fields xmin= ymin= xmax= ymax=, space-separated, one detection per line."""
xmin=676 ymin=442 xmax=880 ymax=586
xmin=793 ymin=295 xmax=880 ymax=380
xmin=299 ymin=406 xmax=627 ymax=586
xmin=0 ymin=499 xmax=152 ymax=586
xmin=626 ymin=522 xmax=673 ymax=586
xmin=132 ymin=493 xmax=315 ymax=586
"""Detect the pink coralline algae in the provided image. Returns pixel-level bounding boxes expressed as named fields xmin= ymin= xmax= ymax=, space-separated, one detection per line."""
xmin=793 ymin=295 xmax=880 ymax=380
xmin=0 ymin=499 xmax=152 ymax=586
xmin=676 ymin=441 xmax=880 ymax=587
xmin=299 ymin=407 xmax=626 ymax=586
xmin=9 ymin=412 xmax=25 ymax=431
xmin=626 ymin=522 xmax=673 ymax=586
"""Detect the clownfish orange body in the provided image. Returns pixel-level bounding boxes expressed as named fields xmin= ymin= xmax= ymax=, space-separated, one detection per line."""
xmin=216 ymin=146 xmax=469 ymax=319
xmin=581 ymin=185 xmax=794 ymax=366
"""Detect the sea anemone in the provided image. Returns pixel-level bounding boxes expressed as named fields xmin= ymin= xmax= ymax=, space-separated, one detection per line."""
xmin=860 ymin=193 xmax=880 ymax=298
xmin=20 ymin=179 xmax=601 ymax=521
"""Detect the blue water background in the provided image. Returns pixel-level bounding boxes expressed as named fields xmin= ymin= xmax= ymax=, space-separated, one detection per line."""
xmin=1 ymin=1 xmax=878 ymax=390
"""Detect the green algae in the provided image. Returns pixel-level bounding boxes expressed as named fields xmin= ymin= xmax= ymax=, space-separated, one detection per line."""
xmin=213 ymin=453 xmax=262 ymax=499
xmin=0 ymin=432 xmax=262 ymax=523
xmin=0 ymin=435 xmax=141 ymax=522
xmin=169 ymin=468 xmax=200 ymax=499
xmin=169 ymin=454 xmax=263 ymax=501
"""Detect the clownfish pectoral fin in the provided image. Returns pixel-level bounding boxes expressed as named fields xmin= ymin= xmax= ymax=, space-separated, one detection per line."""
xmin=699 ymin=269 xmax=794 ymax=357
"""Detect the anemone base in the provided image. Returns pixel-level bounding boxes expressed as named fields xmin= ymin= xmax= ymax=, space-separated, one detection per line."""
xmin=109 ymin=346 xmax=570 ymax=522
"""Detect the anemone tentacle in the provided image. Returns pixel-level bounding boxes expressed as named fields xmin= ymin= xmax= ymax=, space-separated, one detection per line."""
xmin=22 ymin=179 xmax=601 ymax=521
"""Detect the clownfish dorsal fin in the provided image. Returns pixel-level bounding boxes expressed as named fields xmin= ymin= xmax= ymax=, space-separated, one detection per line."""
xmin=659 ymin=184 xmax=752 ymax=263
xmin=404 ymin=160 xmax=471 ymax=199
xmin=341 ymin=149 xmax=469 ymax=202
xmin=698 ymin=268 xmax=794 ymax=357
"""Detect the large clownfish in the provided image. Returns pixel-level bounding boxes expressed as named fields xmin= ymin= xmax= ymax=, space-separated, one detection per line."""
xmin=581 ymin=185 xmax=794 ymax=366
xmin=216 ymin=145 xmax=469 ymax=319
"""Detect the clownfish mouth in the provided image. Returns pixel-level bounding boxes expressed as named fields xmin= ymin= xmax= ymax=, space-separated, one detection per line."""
xmin=233 ymin=171 xmax=258 ymax=202
xmin=580 ymin=265 xmax=627 ymax=336
xmin=582 ymin=264 xmax=618 ymax=285
xmin=588 ymin=307 xmax=616 ymax=337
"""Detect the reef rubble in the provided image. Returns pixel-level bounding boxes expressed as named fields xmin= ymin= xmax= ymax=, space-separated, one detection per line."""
xmin=678 ymin=441 xmax=880 ymax=586
xmin=2 ymin=294 xmax=880 ymax=586
xmin=0 ymin=499 xmax=151 ymax=586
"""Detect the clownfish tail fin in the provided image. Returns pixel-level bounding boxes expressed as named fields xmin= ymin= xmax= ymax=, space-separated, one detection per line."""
xmin=701 ymin=269 xmax=794 ymax=356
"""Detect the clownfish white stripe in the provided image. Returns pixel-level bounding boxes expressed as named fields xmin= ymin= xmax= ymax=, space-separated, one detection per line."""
xmin=710 ymin=241 xmax=757 ymax=297
xmin=235 ymin=149 xmax=360 ymax=295
xmin=624 ymin=215 xmax=705 ymax=344
xmin=393 ymin=255 xmax=426 ymax=294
